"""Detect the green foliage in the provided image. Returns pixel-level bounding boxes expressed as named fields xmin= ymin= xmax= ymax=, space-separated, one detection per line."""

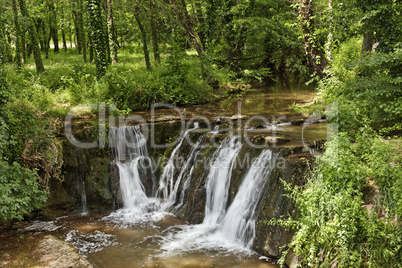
xmin=319 ymin=49 xmax=402 ymax=135
xmin=100 ymin=52 xmax=213 ymax=111
xmin=205 ymin=0 xmax=308 ymax=83
xmin=1 ymin=100 xmax=56 ymax=163
xmin=88 ymin=0 xmax=108 ymax=79
xmin=272 ymin=132 xmax=402 ymax=267
xmin=0 ymin=161 xmax=47 ymax=221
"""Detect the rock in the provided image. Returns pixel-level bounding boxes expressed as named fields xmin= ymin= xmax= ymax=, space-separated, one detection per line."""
xmin=34 ymin=235 xmax=93 ymax=268
xmin=265 ymin=137 xmax=291 ymax=145
xmin=285 ymin=249 xmax=299 ymax=268
xmin=253 ymin=122 xmax=265 ymax=129
xmin=290 ymin=118 xmax=305 ymax=126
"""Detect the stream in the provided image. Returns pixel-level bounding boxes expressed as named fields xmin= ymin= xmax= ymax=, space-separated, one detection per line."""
xmin=0 ymin=86 xmax=328 ymax=267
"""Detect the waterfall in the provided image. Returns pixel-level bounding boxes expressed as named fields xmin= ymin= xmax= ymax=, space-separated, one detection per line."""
xmin=157 ymin=124 xmax=198 ymax=201
xmin=108 ymin=125 xmax=276 ymax=254
xmin=159 ymin=149 xmax=275 ymax=255
xmin=218 ymin=149 xmax=275 ymax=248
xmin=109 ymin=126 xmax=157 ymax=215
xmin=81 ymin=181 xmax=88 ymax=214
xmin=203 ymin=135 xmax=242 ymax=226
xmin=162 ymin=136 xmax=203 ymax=211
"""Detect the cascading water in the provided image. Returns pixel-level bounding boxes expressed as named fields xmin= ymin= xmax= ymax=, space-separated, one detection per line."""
xmin=203 ymin=135 xmax=242 ymax=226
xmin=218 ymin=149 xmax=275 ymax=248
xmin=157 ymin=124 xmax=199 ymax=201
xmin=159 ymin=148 xmax=276 ymax=255
xmin=81 ymin=181 xmax=88 ymax=214
xmin=108 ymin=126 xmax=160 ymax=222
xmin=108 ymin=126 xmax=276 ymax=256
xmin=163 ymin=136 xmax=203 ymax=212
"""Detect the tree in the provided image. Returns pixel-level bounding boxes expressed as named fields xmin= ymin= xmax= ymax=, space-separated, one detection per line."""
xmin=46 ymin=0 xmax=59 ymax=54
xmin=12 ymin=0 xmax=22 ymax=70
xmin=149 ymin=0 xmax=160 ymax=63
xmin=299 ymin=0 xmax=327 ymax=78
xmin=169 ymin=0 xmax=204 ymax=61
xmin=18 ymin=0 xmax=45 ymax=73
xmin=107 ymin=0 xmax=117 ymax=64
xmin=133 ymin=0 xmax=151 ymax=70
xmin=87 ymin=0 xmax=107 ymax=78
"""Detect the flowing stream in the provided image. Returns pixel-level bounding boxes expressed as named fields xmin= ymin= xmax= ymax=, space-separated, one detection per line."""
xmin=2 ymin=88 xmax=329 ymax=267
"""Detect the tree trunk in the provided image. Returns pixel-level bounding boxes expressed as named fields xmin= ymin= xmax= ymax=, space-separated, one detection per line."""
xmin=87 ymin=0 xmax=108 ymax=78
xmin=300 ymin=0 xmax=327 ymax=78
xmin=325 ymin=0 xmax=333 ymax=61
xmin=62 ymin=29 xmax=67 ymax=51
xmin=107 ymin=0 xmax=117 ymax=64
xmin=21 ymin=32 xmax=26 ymax=63
xmin=149 ymin=0 xmax=160 ymax=63
xmin=18 ymin=0 xmax=45 ymax=73
xmin=361 ymin=34 xmax=373 ymax=56
xmin=47 ymin=0 xmax=59 ymax=53
xmin=78 ymin=0 xmax=87 ymax=62
xmin=134 ymin=11 xmax=151 ymax=70
xmin=72 ymin=1 xmax=81 ymax=54
xmin=13 ymin=0 xmax=22 ymax=70
xmin=169 ymin=0 xmax=204 ymax=61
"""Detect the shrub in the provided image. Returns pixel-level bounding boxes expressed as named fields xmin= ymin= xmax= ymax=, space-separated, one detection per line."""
xmin=320 ymin=49 xmax=402 ymax=135
xmin=272 ymin=132 xmax=402 ymax=267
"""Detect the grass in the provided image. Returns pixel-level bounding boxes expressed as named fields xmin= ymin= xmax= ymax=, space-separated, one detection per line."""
xmin=4 ymin=47 xmax=231 ymax=119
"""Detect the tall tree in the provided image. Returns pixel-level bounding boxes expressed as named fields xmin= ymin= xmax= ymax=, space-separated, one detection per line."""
xmin=12 ymin=0 xmax=22 ymax=70
xmin=133 ymin=1 xmax=151 ymax=70
xmin=47 ymin=0 xmax=59 ymax=54
xmin=18 ymin=0 xmax=45 ymax=73
xmin=87 ymin=0 xmax=107 ymax=78
xmin=107 ymin=0 xmax=117 ymax=64
xmin=169 ymin=0 xmax=204 ymax=61
xmin=78 ymin=0 xmax=87 ymax=62
xmin=149 ymin=0 xmax=160 ymax=63
xmin=300 ymin=0 xmax=327 ymax=78
xmin=326 ymin=0 xmax=333 ymax=61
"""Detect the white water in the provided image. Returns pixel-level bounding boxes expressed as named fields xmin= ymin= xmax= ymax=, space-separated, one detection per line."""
xmin=163 ymin=136 xmax=203 ymax=211
xmin=203 ymin=135 xmax=241 ymax=226
xmin=108 ymin=126 xmax=161 ymax=223
xmin=157 ymin=124 xmax=199 ymax=201
xmin=107 ymin=126 xmax=276 ymax=256
xmin=159 ymin=149 xmax=275 ymax=255
xmin=218 ymin=149 xmax=274 ymax=248
xmin=81 ymin=181 xmax=88 ymax=214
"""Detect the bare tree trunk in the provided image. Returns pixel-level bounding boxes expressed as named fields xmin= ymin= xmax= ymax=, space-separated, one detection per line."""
xmin=62 ymin=29 xmax=67 ymax=51
xmin=300 ymin=0 xmax=327 ymax=78
xmin=107 ymin=0 xmax=117 ymax=63
xmin=134 ymin=12 xmax=151 ymax=70
xmin=21 ymin=32 xmax=26 ymax=63
xmin=13 ymin=0 xmax=22 ymax=70
xmin=361 ymin=34 xmax=373 ymax=56
xmin=18 ymin=0 xmax=45 ymax=73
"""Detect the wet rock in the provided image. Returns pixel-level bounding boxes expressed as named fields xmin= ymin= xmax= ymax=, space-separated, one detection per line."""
xmin=253 ymin=122 xmax=265 ymax=129
xmin=254 ymin=153 xmax=311 ymax=264
xmin=265 ymin=137 xmax=291 ymax=145
xmin=109 ymin=162 xmax=123 ymax=208
xmin=34 ymin=235 xmax=93 ymax=268
xmin=290 ymin=118 xmax=305 ymax=126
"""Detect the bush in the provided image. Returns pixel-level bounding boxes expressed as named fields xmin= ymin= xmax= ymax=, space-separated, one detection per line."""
xmin=319 ymin=49 xmax=402 ymax=135
xmin=0 ymin=161 xmax=48 ymax=221
xmin=99 ymin=53 xmax=213 ymax=111
xmin=272 ymin=132 xmax=402 ymax=267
